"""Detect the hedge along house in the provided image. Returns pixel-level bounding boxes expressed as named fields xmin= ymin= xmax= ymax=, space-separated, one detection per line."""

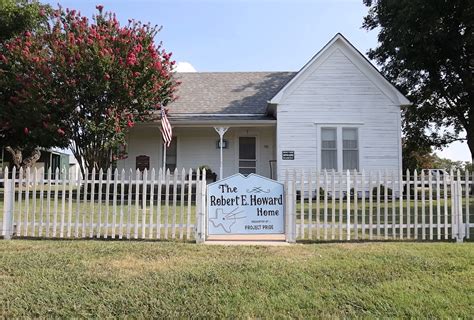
xmin=117 ymin=33 xmax=410 ymax=181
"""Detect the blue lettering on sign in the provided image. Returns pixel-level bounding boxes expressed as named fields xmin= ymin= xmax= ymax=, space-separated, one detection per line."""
xmin=207 ymin=174 xmax=285 ymax=235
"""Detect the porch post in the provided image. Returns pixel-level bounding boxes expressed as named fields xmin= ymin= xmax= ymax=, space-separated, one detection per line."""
xmin=214 ymin=127 xmax=229 ymax=180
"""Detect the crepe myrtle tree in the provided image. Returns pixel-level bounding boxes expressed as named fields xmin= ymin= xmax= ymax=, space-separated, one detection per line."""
xmin=0 ymin=5 xmax=180 ymax=175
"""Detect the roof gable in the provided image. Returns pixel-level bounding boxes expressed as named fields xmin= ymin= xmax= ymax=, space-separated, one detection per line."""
xmin=269 ymin=33 xmax=410 ymax=106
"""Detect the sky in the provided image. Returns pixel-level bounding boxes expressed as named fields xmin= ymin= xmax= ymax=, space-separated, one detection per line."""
xmin=44 ymin=0 xmax=471 ymax=162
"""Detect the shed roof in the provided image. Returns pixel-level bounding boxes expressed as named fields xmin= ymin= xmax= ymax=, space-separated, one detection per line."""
xmin=168 ymin=72 xmax=296 ymax=115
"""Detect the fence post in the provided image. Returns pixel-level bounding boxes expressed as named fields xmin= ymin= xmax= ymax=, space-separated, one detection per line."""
xmin=195 ymin=169 xmax=207 ymax=244
xmin=3 ymin=167 xmax=14 ymax=240
xmin=455 ymin=173 xmax=465 ymax=243
xmin=285 ymin=169 xmax=296 ymax=243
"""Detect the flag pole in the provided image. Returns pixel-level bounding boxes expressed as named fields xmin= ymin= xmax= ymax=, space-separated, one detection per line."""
xmin=162 ymin=142 xmax=166 ymax=173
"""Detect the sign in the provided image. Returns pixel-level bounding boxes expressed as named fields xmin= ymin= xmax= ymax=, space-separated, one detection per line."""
xmin=282 ymin=150 xmax=294 ymax=160
xmin=207 ymin=174 xmax=285 ymax=238
xmin=135 ymin=155 xmax=150 ymax=171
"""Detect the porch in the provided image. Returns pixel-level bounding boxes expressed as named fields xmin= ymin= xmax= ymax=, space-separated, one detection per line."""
xmin=117 ymin=122 xmax=277 ymax=180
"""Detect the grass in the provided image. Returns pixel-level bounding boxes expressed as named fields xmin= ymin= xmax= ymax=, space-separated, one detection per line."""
xmin=1 ymin=240 xmax=473 ymax=318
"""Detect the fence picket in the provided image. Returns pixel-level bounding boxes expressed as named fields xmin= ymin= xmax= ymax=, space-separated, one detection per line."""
xmin=361 ymin=170 xmax=366 ymax=240
xmin=315 ymin=170 xmax=320 ymax=240
xmin=164 ymin=169 xmax=170 ymax=239
xmin=17 ymin=168 xmax=23 ymax=236
xmin=127 ymin=169 xmax=132 ymax=239
xmin=421 ymin=170 xmax=426 ymax=240
xmin=391 ymin=170 xmax=396 ymax=239
xmin=46 ymin=168 xmax=53 ymax=237
xmin=142 ymin=169 xmax=148 ymax=239
xmin=368 ymin=171 xmax=373 ymax=240
xmin=465 ymin=170 xmax=470 ymax=239
xmin=82 ymin=169 xmax=89 ymax=238
xmin=308 ymin=170 xmax=313 ymax=240
xmin=450 ymin=169 xmax=455 ymax=239
xmin=67 ymin=169 xmax=73 ymax=238
xmin=346 ymin=170 xmax=350 ymax=240
xmin=149 ymin=169 xmax=156 ymax=239
xmin=180 ymin=168 xmax=186 ymax=240
xmin=119 ymin=169 xmax=125 ymax=239
xmin=436 ymin=170 xmax=441 ymax=240
xmin=353 ymin=170 xmax=358 ymax=240
xmin=399 ymin=170 xmax=404 ymax=240
xmin=383 ymin=170 xmax=388 ymax=240
xmin=53 ymin=168 xmax=60 ymax=237
xmin=24 ymin=168 xmax=31 ymax=237
xmin=376 ymin=171 xmax=381 ymax=238
xmin=97 ymin=168 xmax=103 ymax=238
xmin=300 ymin=169 xmax=305 ymax=240
xmin=331 ymin=170 xmax=336 ymax=240
xmin=186 ymin=168 xmax=193 ymax=240
xmin=60 ymin=168 xmax=66 ymax=238
xmin=105 ymin=168 xmax=111 ymax=238
xmin=89 ymin=168 xmax=96 ymax=238
xmin=406 ymin=169 xmax=411 ymax=239
xmin=443 ymin=171 xmax=448 ymax=240
xmin=338 ymin=170 xmax=343 ymax=241
xmin=323 ymin=170 xmax=328 ymax=240
xmin=74 ymin=171 xmax=81 ymax=238
xmin=112 ymin=168 xmax=118 ymax=239
xmin=156 ymin=168 xmax=163 ymax=239
xmin=172 ymin=168 xmax=178 ymax=239
xmin=428 ymin=170 xmax=433 ymax=240
xmin=134 ymin=169 xmax=140 ymax=239
xmin=414 ymin=170 xmax=418 ymax=239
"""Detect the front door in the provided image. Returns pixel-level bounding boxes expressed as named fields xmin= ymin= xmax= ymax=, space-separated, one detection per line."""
xmin=238 ymin=137 xmax=256 ymax=175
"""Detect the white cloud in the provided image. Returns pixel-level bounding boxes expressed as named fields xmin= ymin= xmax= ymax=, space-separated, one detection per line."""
xmin=175 ymin=61 xmax=197 ymax=73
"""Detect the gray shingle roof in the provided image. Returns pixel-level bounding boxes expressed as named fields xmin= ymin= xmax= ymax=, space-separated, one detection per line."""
xmin=168 ymin=72 xmax=296 ymax=115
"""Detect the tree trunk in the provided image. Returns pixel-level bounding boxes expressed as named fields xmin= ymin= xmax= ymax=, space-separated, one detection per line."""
xmin=4 ymin=147 xmax=41 ymax=177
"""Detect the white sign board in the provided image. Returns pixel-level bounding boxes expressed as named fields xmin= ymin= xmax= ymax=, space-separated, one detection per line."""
xmin=207 ymin=174 xmax=285 ymax=240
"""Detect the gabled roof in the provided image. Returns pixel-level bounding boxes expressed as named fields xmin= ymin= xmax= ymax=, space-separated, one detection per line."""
xmin=269 ymin=33 xmax=411 ymax=106
xmin=168 ymin=72 xmax=295 ymax=116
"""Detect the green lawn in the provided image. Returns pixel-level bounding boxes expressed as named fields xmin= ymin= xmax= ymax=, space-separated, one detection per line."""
xmin=1 ymin=241 xmax=473 ymax=318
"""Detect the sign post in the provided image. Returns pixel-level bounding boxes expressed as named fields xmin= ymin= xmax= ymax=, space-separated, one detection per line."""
xmin=206 ymin=174 xmax=286 ymax=241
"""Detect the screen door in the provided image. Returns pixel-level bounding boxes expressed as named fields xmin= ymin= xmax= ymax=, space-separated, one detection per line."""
xmin=239 ymin=137 xmax=256 ymax=175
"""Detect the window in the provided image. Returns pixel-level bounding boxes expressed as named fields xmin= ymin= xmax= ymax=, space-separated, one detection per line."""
xmin=320 ymin=126 xmax=359 ymax=171
xmin=321 ymin=128 xmax=337 ymax=170
xmin=343 ymin=128 xmax=359 ymax=170
xmin=165 ymin=138 xmax=177 ymax=172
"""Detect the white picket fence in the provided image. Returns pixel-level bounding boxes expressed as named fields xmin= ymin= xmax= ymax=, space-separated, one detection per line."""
xmin=1 ymin=167 xmax=473 ymax=242
xmin=1 ymin=167 xmax=207 ymax=241
xmin=284 ymin=169 xmax=472 ymax=242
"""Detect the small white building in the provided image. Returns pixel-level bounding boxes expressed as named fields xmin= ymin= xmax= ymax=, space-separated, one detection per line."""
xmin=117 ymin=33 xmax=410 ymax=181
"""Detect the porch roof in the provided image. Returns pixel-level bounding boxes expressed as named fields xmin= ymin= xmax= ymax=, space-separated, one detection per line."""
xmin=167 ymin=72 xmax=296 ymax=115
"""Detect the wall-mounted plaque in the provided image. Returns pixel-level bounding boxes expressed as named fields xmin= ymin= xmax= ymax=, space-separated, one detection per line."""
xmin=282 ymin=151 xmax=295 ymax=160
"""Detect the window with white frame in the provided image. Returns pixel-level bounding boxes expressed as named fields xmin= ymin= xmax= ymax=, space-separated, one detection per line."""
xmin=342 ymin=128 xmax=359 ymax=170
xmin=320 ymin=126 xmax=359 ymax=171
xmin=321 ymin=128 xmax=337 ymax=170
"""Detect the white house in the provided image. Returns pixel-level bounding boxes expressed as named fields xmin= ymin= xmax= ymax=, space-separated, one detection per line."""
xmin=117 ymin=33 xmax=410 ymax=181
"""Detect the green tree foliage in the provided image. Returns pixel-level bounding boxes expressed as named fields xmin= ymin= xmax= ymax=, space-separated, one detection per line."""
xmin=363 ymin=0 xmax=474 ymax=162
xmin=0 ymin=0 xmax=49 ymax=41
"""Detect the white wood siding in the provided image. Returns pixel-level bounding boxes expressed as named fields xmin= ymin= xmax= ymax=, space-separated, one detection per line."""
xmin=117 ymin=126 xmax=276 ymax=179
xmin=276 ymin=45 xmax=401 ymax=180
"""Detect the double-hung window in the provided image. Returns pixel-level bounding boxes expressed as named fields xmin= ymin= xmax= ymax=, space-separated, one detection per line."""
xmin=321 ymin=128 xmax=337 ymax=170
xmin=320 ymin=126 xmax=359 ymax=171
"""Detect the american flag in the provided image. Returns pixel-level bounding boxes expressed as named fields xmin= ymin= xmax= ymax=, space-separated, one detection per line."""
xmin=160 ymin=108 xmax=172 ymax=147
